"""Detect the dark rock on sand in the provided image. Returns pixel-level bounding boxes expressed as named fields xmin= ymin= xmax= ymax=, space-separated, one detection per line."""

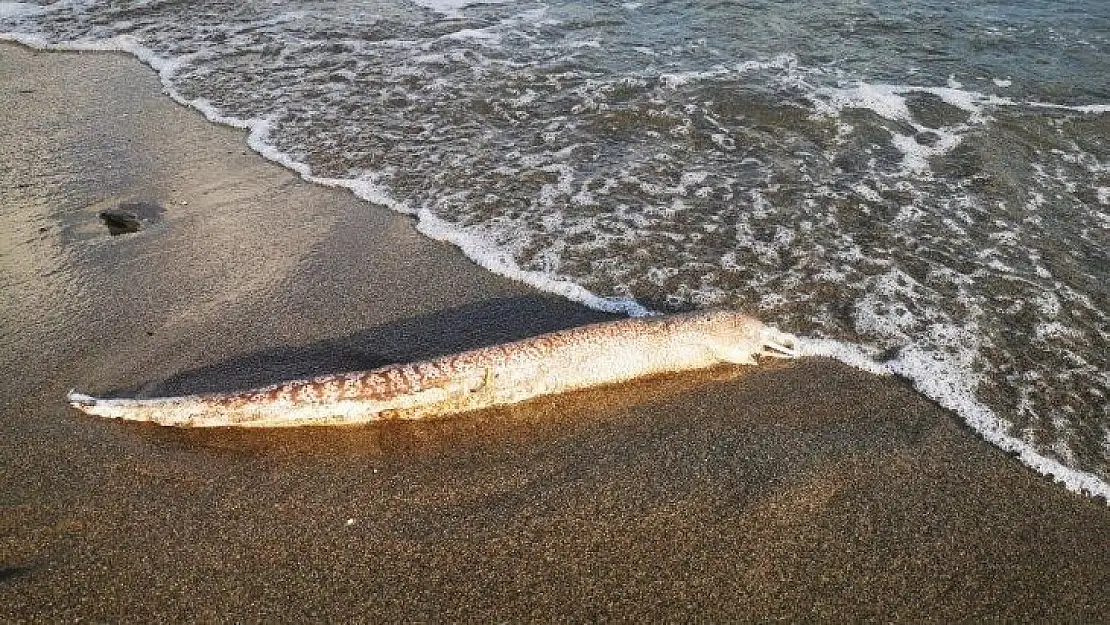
xmin=98 ymin=201 xmax=164 ymax=235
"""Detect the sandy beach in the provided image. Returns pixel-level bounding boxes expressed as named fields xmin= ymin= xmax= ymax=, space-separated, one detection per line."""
xmin=1 ymin=43 xmax=1108 ymax=621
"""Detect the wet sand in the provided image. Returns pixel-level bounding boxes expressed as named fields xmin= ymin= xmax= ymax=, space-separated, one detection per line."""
xmin=1 ymin=43 xmax=1108 ymax=621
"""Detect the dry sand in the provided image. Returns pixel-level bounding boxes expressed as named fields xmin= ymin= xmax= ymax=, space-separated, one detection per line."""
xmin=1 ymin=43 xmax=1108 ymax=621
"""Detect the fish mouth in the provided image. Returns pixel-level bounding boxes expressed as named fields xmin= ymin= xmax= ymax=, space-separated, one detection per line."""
xmin=759 ymin=329 xmax=797 ymax=359
xmin=67 ymin=390 xmax=98 ymax=408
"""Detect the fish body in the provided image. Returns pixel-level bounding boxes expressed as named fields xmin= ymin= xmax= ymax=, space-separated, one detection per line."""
xmin=67 ymin=310 xmax=795 ymax=427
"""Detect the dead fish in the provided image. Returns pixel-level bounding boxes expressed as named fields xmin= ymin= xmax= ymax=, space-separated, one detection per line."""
xmin=67 ymin=310 xmax=796 ymax=428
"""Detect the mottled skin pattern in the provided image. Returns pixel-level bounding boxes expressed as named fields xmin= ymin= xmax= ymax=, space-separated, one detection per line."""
xmin=67 ymin=310 xmax=796 ymax=428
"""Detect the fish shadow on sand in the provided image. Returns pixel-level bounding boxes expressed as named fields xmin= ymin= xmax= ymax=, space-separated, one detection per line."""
xmin=0 ymin=565 xmax=33 ymax=584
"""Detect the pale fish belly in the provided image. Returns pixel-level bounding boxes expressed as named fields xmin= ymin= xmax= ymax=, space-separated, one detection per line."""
xmin=67 ymin=311 xmax=796 ymax=427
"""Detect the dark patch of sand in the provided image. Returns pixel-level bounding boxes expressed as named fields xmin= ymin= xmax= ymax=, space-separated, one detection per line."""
xmin=1 ymin=43 xmax=1107 ymax=621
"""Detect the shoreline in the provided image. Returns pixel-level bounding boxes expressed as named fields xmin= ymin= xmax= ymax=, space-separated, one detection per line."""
xmin=6 ymin=33 xmax=1104 ymax=499
xmin=1 ymin=43 xmax=1108 ymax=620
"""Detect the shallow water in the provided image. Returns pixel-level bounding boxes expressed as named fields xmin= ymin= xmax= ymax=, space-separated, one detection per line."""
xmin=1 ymin=0 xmax=1107 ymax=497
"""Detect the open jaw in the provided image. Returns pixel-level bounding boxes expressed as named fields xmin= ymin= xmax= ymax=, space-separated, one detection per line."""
xmin=66 ymin=391 xmax=98 ymax=409
xmin=759 ymin=329 xmax=798 ymax=359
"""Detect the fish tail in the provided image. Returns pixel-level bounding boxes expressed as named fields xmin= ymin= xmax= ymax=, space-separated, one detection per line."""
xmin=67 ymin=389 xmax=210 ymax=426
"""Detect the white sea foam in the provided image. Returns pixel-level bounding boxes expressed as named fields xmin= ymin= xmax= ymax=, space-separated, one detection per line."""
xmin=442 ymin=27 xmax=502 ymax=45
xmin=412 ymin=0 xmax=515 ymax=16
xmin=795 ymin=338 xmax=892 ymax=376
xmin=659 ymin=67 xmax=730 ymax=89
xmin=0 ymin=2 xmax=40 ymax=18
xmin=811 ymin=82 xmax=994 ymax=173
xmin=816 ymin=82 xmax=916 ymax=122
xmin=1024 ymin=101 xmax=1110 ymax=115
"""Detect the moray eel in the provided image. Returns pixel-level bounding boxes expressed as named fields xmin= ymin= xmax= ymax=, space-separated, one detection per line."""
xmin=67 ymin=310 xmax=796 ymax=428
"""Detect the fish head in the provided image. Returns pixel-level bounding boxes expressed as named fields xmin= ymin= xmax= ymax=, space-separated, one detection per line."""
xmin=684 ymin=310 xmax=797 ymax=365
